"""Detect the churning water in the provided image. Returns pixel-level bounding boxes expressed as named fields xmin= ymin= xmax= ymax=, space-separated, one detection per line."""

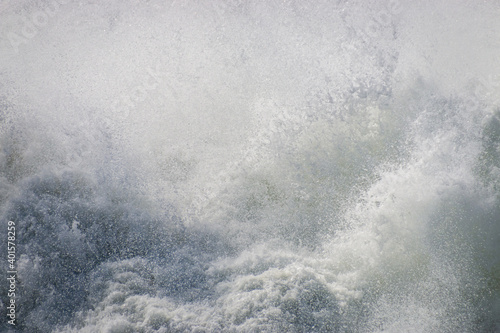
xmin=1 ymin=0 xmax=500 ymax=332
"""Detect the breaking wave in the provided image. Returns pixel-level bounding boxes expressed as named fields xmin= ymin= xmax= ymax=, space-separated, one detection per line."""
xmin=1 ymin=0 xmax=500 ymax=332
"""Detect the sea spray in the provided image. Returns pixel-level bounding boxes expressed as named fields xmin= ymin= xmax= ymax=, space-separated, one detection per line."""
xmin=1 ymin=0 xmax=499 ymax=332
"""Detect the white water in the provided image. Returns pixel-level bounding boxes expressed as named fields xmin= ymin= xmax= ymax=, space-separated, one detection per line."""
xmin=1 ymin=1 xmax=500 ymax=332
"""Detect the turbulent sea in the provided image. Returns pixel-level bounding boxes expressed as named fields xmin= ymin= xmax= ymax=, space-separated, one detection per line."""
xmin=1 ymin=1 xmax=500 ymax=332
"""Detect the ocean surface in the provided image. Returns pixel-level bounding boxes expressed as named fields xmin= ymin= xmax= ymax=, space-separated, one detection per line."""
xmin=1 ymin=1 xmax=500 ymax=332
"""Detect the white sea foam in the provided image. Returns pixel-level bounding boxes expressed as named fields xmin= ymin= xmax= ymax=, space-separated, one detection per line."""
xmin=1 ymin=0 xmax=499 ymax=332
